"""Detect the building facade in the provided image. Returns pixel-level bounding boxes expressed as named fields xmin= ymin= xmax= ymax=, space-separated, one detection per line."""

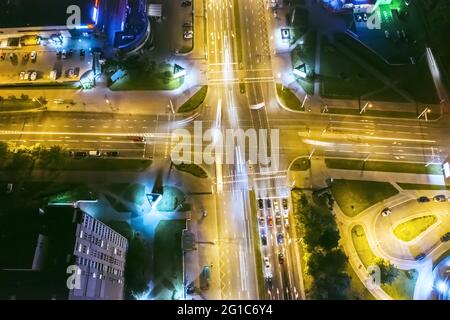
xmin=0 ymin=205 xmax=128 ymax=300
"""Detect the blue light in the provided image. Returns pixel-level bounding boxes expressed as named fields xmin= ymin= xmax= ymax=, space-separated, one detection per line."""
xmin=92 ymin=7 xmax=99 ymax=24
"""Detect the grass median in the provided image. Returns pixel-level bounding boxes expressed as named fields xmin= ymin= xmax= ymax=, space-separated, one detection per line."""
xmin=276 ymin=83 xmax=304 ymax=111
xmin=393 ymin=215 xmax=438 ymax=242
xmin=290 ymin=157 xmax=311 ymax=171
xmin=177 ymin=86 xmax=208 ymax=113
xmin=326 ymin=158 xmax=442 ymax=175
xmin=331 ymin=179 xmax=399 ymax=217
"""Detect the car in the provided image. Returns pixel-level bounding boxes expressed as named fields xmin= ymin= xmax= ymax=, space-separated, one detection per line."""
xmin=284 ymin=216 xmax=290 ymax=228
xmin=24 ymin=71 xmax=30 ymax=80
xmin=277 ymin=233 xmax=284 ymax=245
xmin=30 ymin=51 xmax=37 ymax=62
xmin=19 ymin=71 xmax=26 ymax=80
xmin=49 ymin=70 xmax=57 ymax=81
xmin=381 ymin=207 xmax=392 ymax=217
xmin=106 ymin=151 xmax=119 ymax=157
xmin=267 ymin=215 xmax=273 ymax=227
xmin=415 ymin=253 xmax=426 ymax=261
xmin=264 ymin=256 xmax=270 ymax=269
xmin=200 ymin=266 xmax=211 ymax=290
xmin=67 ymin=68 xmax=75 ymax=78
xmin=384 ymin=30 xmax=390 ymax=39
xmin=433 ymin=195 xmax=446 ymax=202
xmin=278 ymin=252 xmax=285 ymax=264
xmin=417 ymin=196 xmax=430 ymax=203
xmin=89 ymin=150 xmax=101 ymax=157
xmin=440 ymin=232 xmax=450 ymax=242
xmin=181 ymin=1 xmax=192 ymax=7
xmin=265 ymin=277 xmax=273 ymax=289
xmin=258 ymin=215 xmax=265 ymax=227
xmin=71 ymin=151 xmax=88 ymax=158
xmin=183 ymin=22 xmax=192 ymax=27
xmin=132 ymin=136 xmax=145 ymax=142
xmin=29 ymin=71 xmax=37 ymax=81
xmin=183 ymin=30 xmax=194 ymax=39
xmin=273 ymin=200 xmax=280 ymax=211
xmin=363 ymin=13 xmax=368 ymax=21
xmin=266 ymin=199 xmax=272 ymax=209
xmin=282 ymin=198 xmax=288 ymax=210
xmin=275 ymin=214 xmax=282 ymax=227
xmin=80 ymin=49 xmax=86 ymax=57
xmin=62 ymin=49 xmax=68 ymax=59
xmin=258 ymin=199 xmax=264 ymax=209
xmin=261 ymin=235 xmax=268 ymax=246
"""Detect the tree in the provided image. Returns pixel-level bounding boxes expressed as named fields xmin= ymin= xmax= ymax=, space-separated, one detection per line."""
xmin=0 ymin=141 xmax=8 ymax=158
xmin=40 ymin=145 xmax=68 ymax=168
xmin=124 ymin=235 xmax=151 ymax=298
xmin=375 ymin=259 xmax=399 ymax=285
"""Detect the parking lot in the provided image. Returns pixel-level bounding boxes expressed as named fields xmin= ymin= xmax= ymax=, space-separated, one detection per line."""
xmin=0 ymin=37 xmax=95 ymax=85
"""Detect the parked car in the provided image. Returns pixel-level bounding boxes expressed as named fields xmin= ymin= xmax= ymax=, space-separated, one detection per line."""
xmin=275 ymin=214 xmax=282 ymax=227
xmin=417 ymin=196 xmax=430 ymax=203
xmin=266 ymin=199 xmax=272 ymax=209
xmin=258 ymin=216 xmax=265 ymax=227
xmin=29 ymin=71 xmax=37 ymax=81
xmin=415 ymin=253 xmax=426 ymax=261
xmin=132 ymin=136 xmax=145 ymax=142
xmin=19 ymin=71 xmax=26 ymax=80
xmin=183 ymin=30 xmax=194 ymax=39
xmin=381 ymin=207 xmax=392 ymax=217
xmin=105 ymin=151 xmax=119 ymax=157
xmin=433 ymin=195 xmax=446 ymax=202
xmin=30 ymin=51 xmax=37 ymax=62
xmin=88 ymin=150 xmax=101 ymax=157
xmin=440 ymin=232 xmax=450 ymax=242
xmin=70 ymin=151 xmax=88 ymax=158
xmin=278 ymin=252 xmax=285 ymax=264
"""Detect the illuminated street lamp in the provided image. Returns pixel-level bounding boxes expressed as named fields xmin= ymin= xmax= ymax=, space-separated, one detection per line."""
xmin=418 ymin=107 xmax=431 ymax=121
xmin=360 ymin=102 xmax=372 ymax=114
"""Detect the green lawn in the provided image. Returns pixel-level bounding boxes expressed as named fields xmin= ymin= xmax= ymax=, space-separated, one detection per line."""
xmin=156 ymin=186 xmax=186 ymax=212
xmin=0 ymin=98 xmax=43 ymax=112
xmin=351 ymin=225 xmax=417 ymax=300
xmin=232 ymin=0 xmax=244 ymax=66
xmin=153 ymin=220 xmax=186 ymax=300
xmin=103 ymin=193 xmax=130 ymax=213
xmin=276 ymin=83 xmax=303 ymax=111
xmin=290 ymin=157 xmax=311 ymax=171
xmin=173 ymin=162 xmax=208 ymax=178
xmin=177 ymin=86 xmax=208 ymax=113
xmin=397 ymin=183 xmax=450 ymax=190
xmin=320 ymin=37 xmax=405 ymax=101
xmin=47 ymin=185 xmax=97 ymax=204
xmin=123 ymin=184 xmax=146 ymax=206
xmin=393 ymin=215 xmax=438 ymax=242
xmin=331 ymin=180 xmax=399 ymax=217
xmin=326 ymin=108 xmax=440 ymax=120
xmin=291 ymin=31 xmax=316 ymax=95
xmin=326 ymin=158 xmax=442 ymax=175
xmin=110 ymin=63 xmax=184 ymax=91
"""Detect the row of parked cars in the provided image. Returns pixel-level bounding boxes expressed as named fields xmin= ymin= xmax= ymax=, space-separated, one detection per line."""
xmin=69 ymin=150 xmax=119 ymax=158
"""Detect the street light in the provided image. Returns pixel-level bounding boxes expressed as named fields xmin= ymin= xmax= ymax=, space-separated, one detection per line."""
xmin=360 ymin=102 xmax=372 ymax=114
xmin=418 ymin=107 xmax=431 ymax=121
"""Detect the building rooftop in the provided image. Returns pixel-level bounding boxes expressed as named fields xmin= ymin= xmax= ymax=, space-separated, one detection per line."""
xmin=0 ymin=0 xmax=95 ymax=29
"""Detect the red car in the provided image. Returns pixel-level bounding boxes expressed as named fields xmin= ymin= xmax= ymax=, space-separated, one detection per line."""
xmin=267 ymin=215 xmax=273 ymax=227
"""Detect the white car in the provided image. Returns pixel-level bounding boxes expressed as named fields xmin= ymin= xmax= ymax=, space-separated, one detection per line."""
xmin=264 ymin=257 xmax=270 ymax=269
xmin=381 ymin=208 xmax=392 ymax=217
xmin=183 ymin=30 xmax=193 ymax=39
xmin=30 ymin=51 xmax=37 ymax=62
xmin=19 ymin=71 xmax=26 ymax=80
xmin=30 ymin=71 xmax=37 ymax=81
